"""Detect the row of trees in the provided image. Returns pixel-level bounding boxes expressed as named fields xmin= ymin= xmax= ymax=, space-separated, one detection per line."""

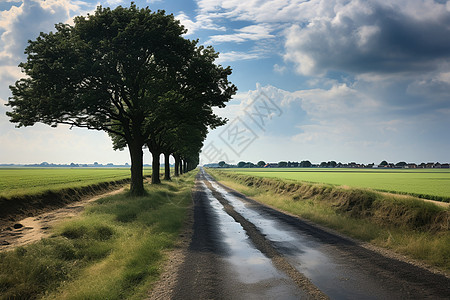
xmin=218 ymin=160 xmax=314 ymax=168
xmin=217 ymin=160 xmax=447 ymax=168
xmin=6 ymin=4 xmax=236 ymax=196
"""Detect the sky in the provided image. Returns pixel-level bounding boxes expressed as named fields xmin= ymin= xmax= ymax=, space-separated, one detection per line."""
xmin=0 ymin=0 xmax=449 ymax=165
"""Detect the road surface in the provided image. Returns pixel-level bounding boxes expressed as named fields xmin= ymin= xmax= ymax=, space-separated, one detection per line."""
xmin=170 ymin=169 xmax=449 ymax=299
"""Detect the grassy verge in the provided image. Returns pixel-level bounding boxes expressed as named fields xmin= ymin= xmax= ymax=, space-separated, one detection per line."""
xmin=208 ymin=169 xmax=450 ymax=273
xmin=0 ymin=171 xmax=196 ymax=300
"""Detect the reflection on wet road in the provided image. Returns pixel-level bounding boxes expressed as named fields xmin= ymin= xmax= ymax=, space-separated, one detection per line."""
xmin=200 ymin=181 xmax=306 ymax=299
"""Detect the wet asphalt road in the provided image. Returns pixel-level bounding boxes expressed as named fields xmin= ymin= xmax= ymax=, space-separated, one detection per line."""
xmin=172 ymin=169 xmax=450 ymax=299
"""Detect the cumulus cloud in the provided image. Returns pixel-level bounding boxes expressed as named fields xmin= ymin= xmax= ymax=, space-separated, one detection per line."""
xmin=193 ymin=0 xmax=450 ymax=78
xmin=283 ymin=0 xmax=450 ymax=76
xmin=0 ymin=0 xmax=89 ymax=63
xmin=192 ymin=0 xmax=450 ymax=125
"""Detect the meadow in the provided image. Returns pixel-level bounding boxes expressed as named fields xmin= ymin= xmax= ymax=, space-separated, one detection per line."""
xmin=0 ymin=171 xmax=195 ymax=300
xmin=0 ymin=168 xmax=152 ymax=198
xmin=223 ymin=168 xmax=450 ymax=202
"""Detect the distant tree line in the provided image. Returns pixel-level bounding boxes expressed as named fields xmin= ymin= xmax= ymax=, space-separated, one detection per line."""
xmin=6 ymin=4 xmax=236 ymax=196
xmin=211 ymin=160 xmax=449 ymax=169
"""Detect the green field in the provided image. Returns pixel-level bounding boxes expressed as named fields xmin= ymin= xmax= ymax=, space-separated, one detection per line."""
xmin=223 ymin=168 xmax=450 ymax=201
xmin=0 ymin=168 xmax=152 ymax=198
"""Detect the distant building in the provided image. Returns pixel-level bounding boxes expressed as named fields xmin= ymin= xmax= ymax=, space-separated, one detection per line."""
xmin=264 ymin=163 xmax=278 ymax=168
xmin=425 ymin=162 xmax=434 ymax=168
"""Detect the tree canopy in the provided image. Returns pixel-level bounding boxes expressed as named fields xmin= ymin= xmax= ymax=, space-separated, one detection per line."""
xmin=7 ymin=4 xmax=236 ymax=195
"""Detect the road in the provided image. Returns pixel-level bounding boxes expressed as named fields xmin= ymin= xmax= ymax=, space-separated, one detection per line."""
xmin=171 ymin=168 xmax=449 ymax=299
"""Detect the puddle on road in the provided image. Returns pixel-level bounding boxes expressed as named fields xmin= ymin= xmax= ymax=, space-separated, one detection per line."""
xmin=200 ymin=182 xmax=305 ymax=299
xmin=206 ymin=177 xmax=400 ymax=300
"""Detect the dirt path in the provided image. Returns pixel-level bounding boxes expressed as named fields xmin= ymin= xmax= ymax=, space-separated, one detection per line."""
xmin=150 ymin=168 xmax=450 ymax=299
xmin=0 ymin=187 xmax=126 ymax=251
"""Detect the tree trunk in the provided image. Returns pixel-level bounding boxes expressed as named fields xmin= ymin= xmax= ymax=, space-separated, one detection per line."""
xmin=174 ymin=155 xmax=180 ymax=177
xmin=164 ymin=152 xmax=171 ymax=181
xmin=151 ymin=150 xmax=161 ymax=184
xmin=179 ymin=159 xmax=184 ymax=175
xmin=183 ymin=160 xmax=187 ymax=173
xmin=128 ymin=141 xmax=145 ymax=196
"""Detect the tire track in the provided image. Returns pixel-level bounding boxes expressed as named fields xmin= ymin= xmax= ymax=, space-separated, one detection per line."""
xmin=199 ymin=170 xmax=328 ymax=299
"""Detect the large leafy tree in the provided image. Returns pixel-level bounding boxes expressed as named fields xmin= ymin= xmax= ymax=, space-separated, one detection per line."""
xmin=6 ymin=4 xmax=223 ymax=196
xmin=110 ymin=43 xmax=236 ymax=184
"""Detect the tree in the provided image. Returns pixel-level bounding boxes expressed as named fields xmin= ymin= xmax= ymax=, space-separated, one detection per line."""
xmin=257 ymin=160 xmax=266 ymax=167
xmin=218 ymin=161 xmax=226 ymax=167
xmin=6 ymin=5 xmax=194 ymax=196
xmin=237 ymin=161 xmax=246 ymax=168
xmin=144 ymin=44 xmax=236 ymax=183
xmin=379 ymin=160 xmax=388 ymax=167
xmin=395 ymin=161 xmax=407 ymax=167
xmin=328 ymin=161 xmax=337 ymax=168
xmin=6 ymin=4 xmax=236 ymax=193
xmin=300 ymin=160 xmax=312 ymax=167
xmin=278 ymin=161 xmax=287 ymax=168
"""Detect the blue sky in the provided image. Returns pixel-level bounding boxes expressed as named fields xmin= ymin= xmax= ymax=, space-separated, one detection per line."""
xmin=1 ymin=0 xmax=449 ymax=165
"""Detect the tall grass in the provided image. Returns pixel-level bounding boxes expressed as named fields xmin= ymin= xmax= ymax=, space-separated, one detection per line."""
xmin=0 ymin=171 xmax=195 ymax=300
xmin=208 ymin=169 xmax=450 ymax=272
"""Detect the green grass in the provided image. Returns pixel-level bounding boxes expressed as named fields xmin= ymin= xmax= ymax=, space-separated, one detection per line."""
xmin=0 ymin=171 xmax=195 ymax=300
xmin=208 ymin=169 xmax=450 ymax=272
xmin=222 ymin=168 xmax=450 ymax=202
xmin=0 ymin=168 xmax=152 ymax=198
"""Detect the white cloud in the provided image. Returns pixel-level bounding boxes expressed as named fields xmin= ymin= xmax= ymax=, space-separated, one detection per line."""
xmin=0 ymin=65 xmax=23 ymax=83
xmin=216 ymin=50 xmax=263 ymax=63
xmin=0 ymin=0 xmax=92 ymax=64
xmin=175 ymin=11 xmax=226 ymax=35
xmin=206 ymin=24 xmax=275 ymax=44
xmin=273 ymin=64 xmax=286 ymax=74
xmin=196 ymin=0 xmax=317 ymax=23
xmin=105 ymin=0 xmax=125 ymax=5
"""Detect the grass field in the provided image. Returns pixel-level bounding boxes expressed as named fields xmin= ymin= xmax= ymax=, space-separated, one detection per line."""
xmin=222 ymin=168 xmax=450 ymax=202
xmin=0 ymin=171 xmax=195 ymax=300
xmin=0 ymin=168 xmax=152 ymax=198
